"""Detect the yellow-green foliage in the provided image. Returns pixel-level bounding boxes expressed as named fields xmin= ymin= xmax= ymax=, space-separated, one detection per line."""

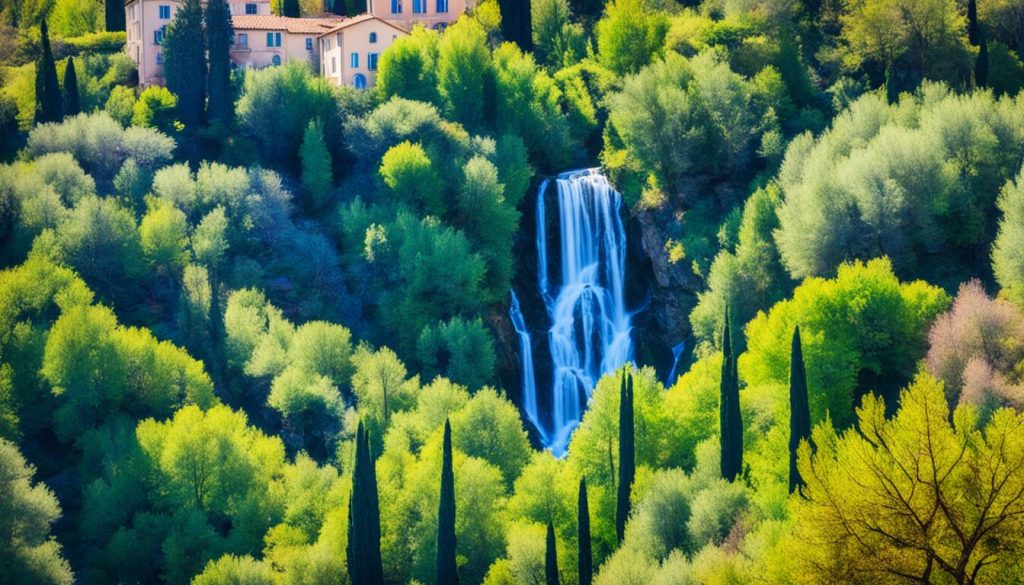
xmin=741 ymin=258 xmax=949 ymax=428
xmin=784 ymin=374 xmax=1024 ymax=583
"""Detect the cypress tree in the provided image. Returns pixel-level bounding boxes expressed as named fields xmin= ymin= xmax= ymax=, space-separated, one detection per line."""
xmin=62 ymin=56 xmax=80 ymax=117
xmin=300 ymin=119 xmax=333 ymax=209
xmin=163 ymin=0 xmax=206 ymax=128
xmin=347 ymin=423 xmax=384 ymax=585
xmin=498 ymin=0 xmax=532 ymax=50
xmin=976 ymin=34 xmax=989 ymax=88
xmin=205 ymin=0 xmax=234 ymax=129
xmin=720 ymin=314 xmax=743 ymax=481
xmin=105 ymin=0 xmax=126 ymax=32
xmin=788 ymin=326 xmax=811 ymax=494
xmin=282 ymin=0 xmax=301 ymax=17
xmin=437 ymin=419 xmax=458 ymax=585
xmin=545 ymin=521 xmax=559 ymax=585
xmin=35 ymin=20 xmax=62 ymax=124
xmin=967 ymin=0 xmax=979 ymax=46
xmin=615 ymin=370 xmax=635 ymax=543
xmin=577 ymin=478 xmax=592 ymax=585
xmin=884 ymin=64 xmax=899 ymax=104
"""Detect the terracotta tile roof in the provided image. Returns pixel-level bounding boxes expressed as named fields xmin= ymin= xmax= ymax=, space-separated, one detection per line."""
xmin=231 ymin=14 xmax=347 ymax=34
xmin=318 ymin=13 xmax=410 ymax=36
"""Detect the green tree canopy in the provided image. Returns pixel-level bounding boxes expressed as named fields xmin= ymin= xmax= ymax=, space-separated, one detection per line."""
xmin=741 ymin=258 xmax=949 ymax=428
xmin=788 ymin=374 xmax=1024 ymax=583
xmin=0 ymin=439 xmax=74 ymax=585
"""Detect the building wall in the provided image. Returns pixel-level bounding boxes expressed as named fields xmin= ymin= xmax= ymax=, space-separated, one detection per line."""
xmin=125 ymin=0 xmax=179 ymax=86
xmin=368 ymin=0 xmax=473 ymax=29
xmin=320 ymin=18 xmax=404 ymax=88
xmin=228 ymin=0 xmax=272 ymax=15
xmin=126 ymin=0 xmax=275 ymax=85
xmin=231 ymin=28 xmax=319 ymax=70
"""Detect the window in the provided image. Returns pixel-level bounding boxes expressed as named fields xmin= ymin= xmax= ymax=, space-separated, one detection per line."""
xmin=436 ymin=0 xmax=447 ymax=12
xmin=354 ymin=73 xmax=367 ymax=90
xmin=413 ymin=0 xmax=425 ymax=13
xmin=306 ymin=37 xmax=313 ymax=51
xmin=245 ymin=2 xmax=258 ymax=14
xmin=390 ymin=0 xmax=401 ymax=13
xmin=154 ymin=25 xmax=166 ymax=44
xmin=238 ymin=33 xmax=248 ymax=48
xmin=267 ymin=32 xmax=282 ymax=47
xmin=159 ymin=5 xmax=171 ymax=19
xmin=350 ymin=52 xmax=359 ymax=68
xmin=331 ymin=57 xmax=337 ymax=73
xmin=156 ymin=52 xmax=163 ymax=64
xmin=369 ymin=32 xmax=377 ymax=43
xmin=368 ymin=53 xmax=378 ymax=71
xmin=272 ymin=55 xmax=281 ymax=66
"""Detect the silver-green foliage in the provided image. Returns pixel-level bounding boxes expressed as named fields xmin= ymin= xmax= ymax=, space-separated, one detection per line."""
xmin=776 ymin=84 xmax=1024 ymax=279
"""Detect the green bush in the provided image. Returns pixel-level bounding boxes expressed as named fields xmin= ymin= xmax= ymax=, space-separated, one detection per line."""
xmin=60 ymin=31 xmax=128 ymax=56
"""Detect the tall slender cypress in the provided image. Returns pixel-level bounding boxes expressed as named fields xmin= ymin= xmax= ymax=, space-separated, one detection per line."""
xmin=163 ymin=0 xmax=206 ymax=128
xmin=545 ymin=522 xmax=559 ymax=585
xmin=347 ymin=423 xmax=384 ymax=584
xmin=105 ymin=0 xmax=126 ymax=31
xmin=498 ymin=0 xmax=533 ymax=50
xmin=967 ymin=0 xmax=980 ymax=46
xmin=577 ymin=478 xmax=592 ymax=585
xmin=35 ymin=20 xmax=62 ymax=124
xmin=62 ymin=56 xmax=80 ymax=117
xmin=615 ymin=370 xmax=635 ymax=543
xmin=720 ymin=315 xmax=743 ymax=481
xmin=437 ymin=419 xmax=458 ymax=585
xmin=788 ymin=327 xmax=811 ymax=494
xmin=976 ymin=34 xmax=989 ymax=88
xmin=282 ymin=0 xmax=301 ymax=17
xmin=205 ymin=0 xmax=234 ymax=128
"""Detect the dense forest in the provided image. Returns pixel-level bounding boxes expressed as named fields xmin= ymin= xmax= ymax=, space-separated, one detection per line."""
xmin=1 ymin=0 xmax=1024 ymax=583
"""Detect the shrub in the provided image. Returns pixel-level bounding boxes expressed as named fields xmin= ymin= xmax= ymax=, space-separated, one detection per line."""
xmin=132 ymin=86 xmax=178 ymax=134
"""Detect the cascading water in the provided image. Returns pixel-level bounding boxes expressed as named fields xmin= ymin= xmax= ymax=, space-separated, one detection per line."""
xmin=511 ymin=169 xmax=633 ymax=455
xmin=509 ymin=290 xmax=544 ymax=442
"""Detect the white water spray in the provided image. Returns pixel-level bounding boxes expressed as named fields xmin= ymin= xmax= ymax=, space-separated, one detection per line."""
xmin=512 ymin=169 xmax=633 ymax=455
xmin=509 ymin=290 xmax=544 ymax=442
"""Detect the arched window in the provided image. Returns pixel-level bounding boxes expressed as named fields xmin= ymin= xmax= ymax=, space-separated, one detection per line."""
xmin=354 ymin=73 xmax=367 ymax=90
xmin=369 ymin=32 xmax=378 ymax=43
xmin=272 ymin=54 xmax=281 ymax=66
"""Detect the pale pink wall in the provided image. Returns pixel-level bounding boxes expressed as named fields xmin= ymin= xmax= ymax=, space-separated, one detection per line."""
xmin=124 ymin=0 xmax=178 ymax=86
xmin=320 ymin=18 xmax=405 ymax=88
xmin=227 ymin=0 xmax=272 ymax=15
xmin=368 ymin=0 xmax=474 ymax=29
xmin=231 ymin=28 xmax=319 ymax=70
xmin=126 ymin=0 xmax=274 ymax=85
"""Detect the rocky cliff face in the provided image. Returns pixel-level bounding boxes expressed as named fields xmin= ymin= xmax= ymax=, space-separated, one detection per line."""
xmin=627 ymin=202 xmax=703 ymax=379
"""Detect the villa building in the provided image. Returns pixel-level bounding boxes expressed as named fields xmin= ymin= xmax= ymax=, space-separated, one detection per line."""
xmin=318 ymin=14 xmax=407 ymax=89
xmin=367 ymin=0 xmax=475 ymax=31
xmin=125 ymin=0 xmax=470 ymax=88
xmin=231 ymin=14 xmax=346 ymax=70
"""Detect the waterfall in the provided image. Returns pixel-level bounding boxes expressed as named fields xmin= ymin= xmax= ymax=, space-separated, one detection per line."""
xmin=512 ymin=169 xmax=633 ymax=455
xmin=509 ymin=290 xmax=544 ymax=442
xmin=666 ymin=339 xmax=688 ymax=388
